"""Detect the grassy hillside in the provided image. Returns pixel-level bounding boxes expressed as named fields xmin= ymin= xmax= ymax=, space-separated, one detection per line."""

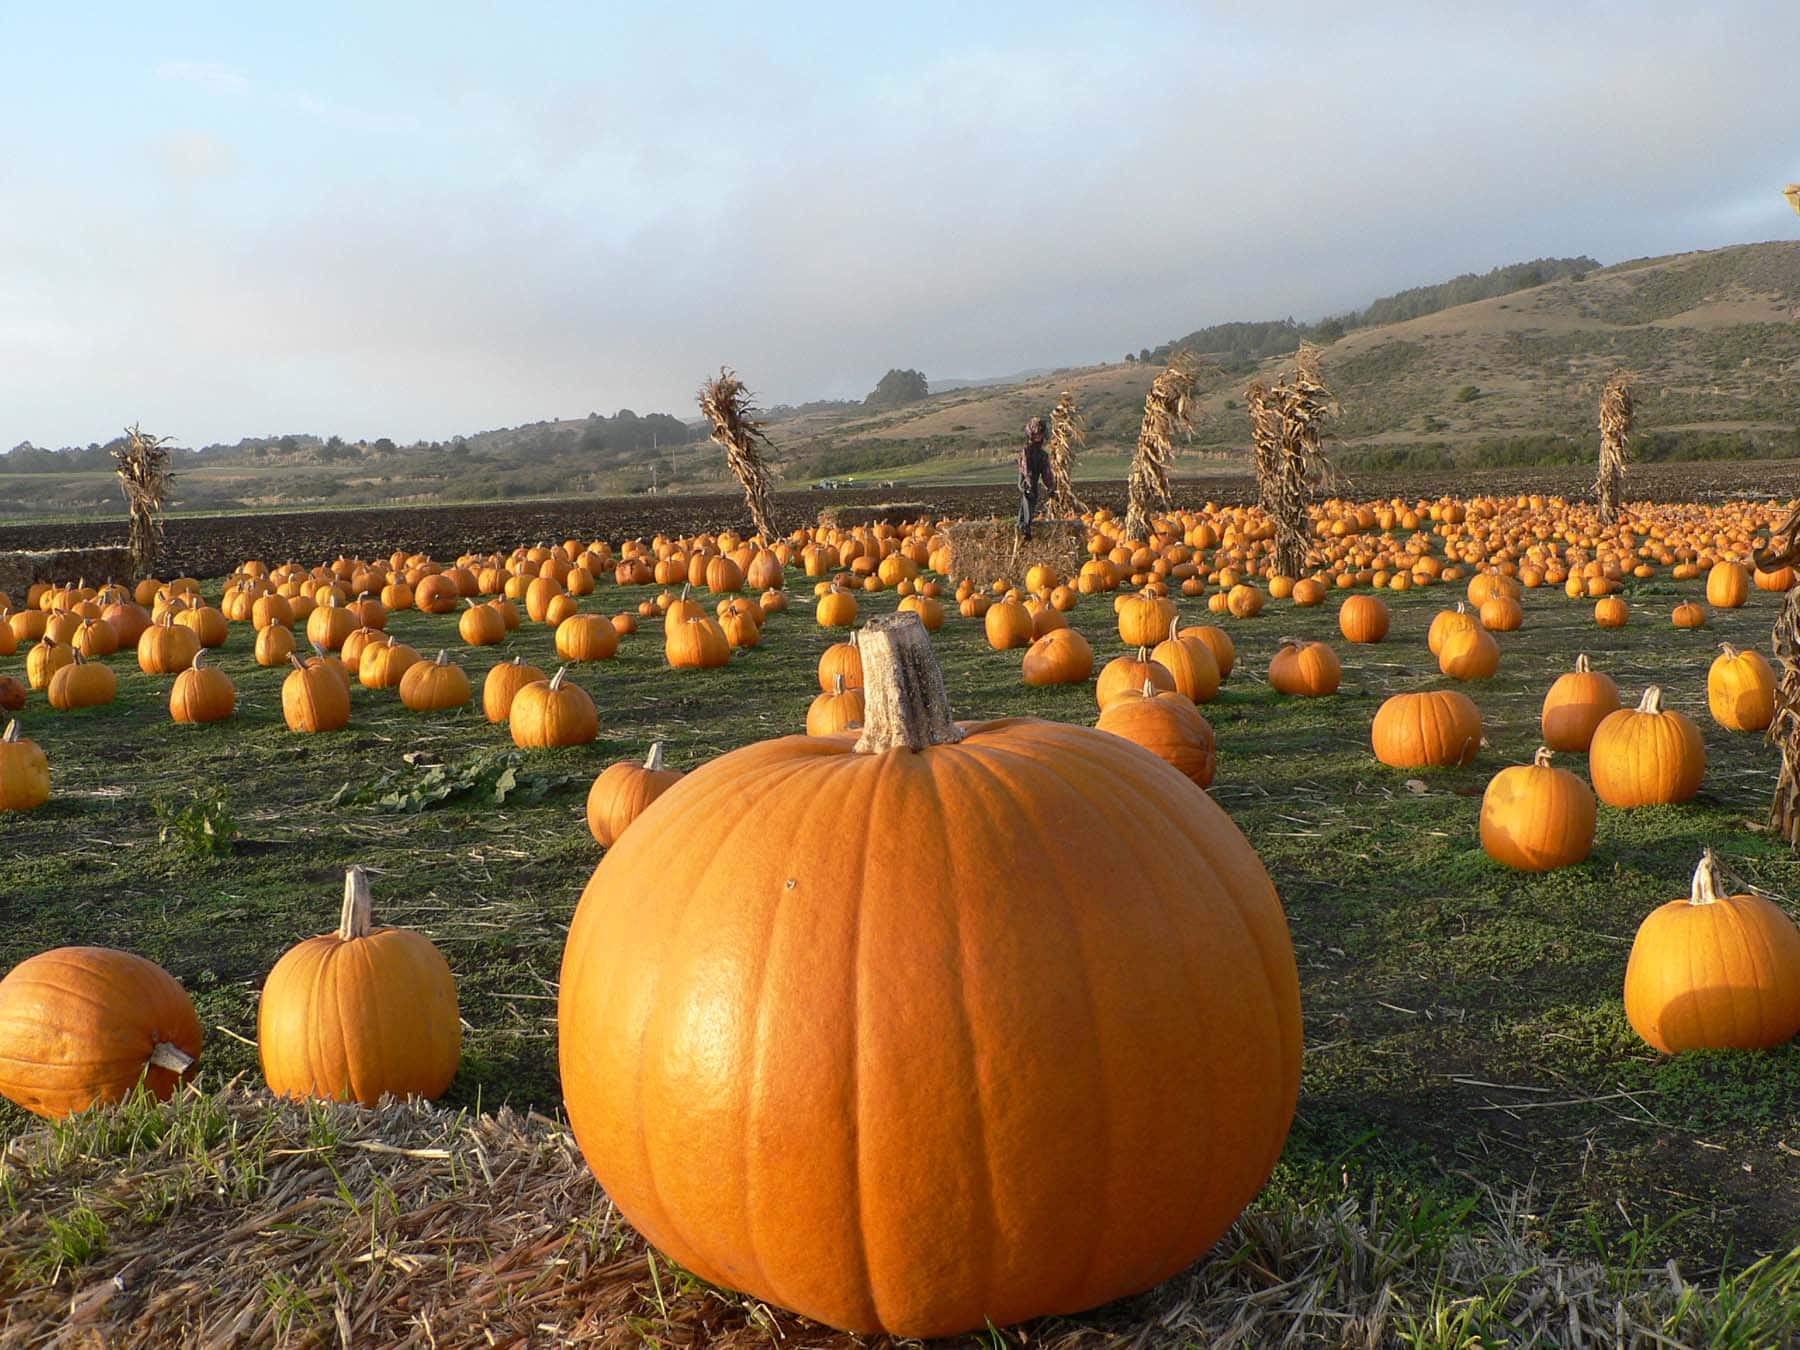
xmin=4 ymin=242 xmax=1797 ymax=520
xmin=773 ymin=241 xmax=1800 ymax=483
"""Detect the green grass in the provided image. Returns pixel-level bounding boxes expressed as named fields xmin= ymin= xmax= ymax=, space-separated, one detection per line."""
xmin=3 ymin=563 xmax=1799 ymax=1284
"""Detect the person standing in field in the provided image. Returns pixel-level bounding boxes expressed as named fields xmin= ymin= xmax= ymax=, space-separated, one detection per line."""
xmin=1017 ymin=415 xmax=1050 ymax=540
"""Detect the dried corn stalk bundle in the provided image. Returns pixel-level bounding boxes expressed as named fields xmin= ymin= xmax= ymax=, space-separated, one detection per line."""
xmin=1595 ymin=372 xmax=1635 ymax=526
xmin=1124 ymin=352 xmax=1201 ymax=541
xmin=1756 ymin=503 xmax=1800 ymax=848
xmin=112 ymin=424 xmax=174 ymax=577
xmin=1247 ymin=346 xmax=1337 ymax=578
xmin=699 ymin=369 xmax=779 ymax=543
xmin=1045 ymin=388 xmax=1090 ymax=518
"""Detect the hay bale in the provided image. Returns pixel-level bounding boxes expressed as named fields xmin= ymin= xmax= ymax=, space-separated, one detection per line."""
xmin=0 ymin=547 xmax=135 ymax=600
xmin=942 ymin=518 xmax=1085 ymax=585
xmin=817 ymin=502 xmax=934 ymax=530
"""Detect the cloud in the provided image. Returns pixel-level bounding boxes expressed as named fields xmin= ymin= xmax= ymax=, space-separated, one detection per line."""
xmin=154 ymin=60 xmax=249 ymax=96
xmin=149 ymin=132 xmax=240 ymax=181
xmin=292 ymin=92 xmax=418 ymax=136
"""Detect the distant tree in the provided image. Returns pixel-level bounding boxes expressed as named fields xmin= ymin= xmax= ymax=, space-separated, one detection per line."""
xmin=1311 ymin=316 xmax=1347 ymax=343
xmin=372 ymin=437 xmax=397 ymax=455
xmin=1124 ymin=352 xmax=1136 ymax=363
xmin=1138 ymin=348 xmax=1152 ymax=364
xmin=864 ymin=369 xmax=930 ymax=409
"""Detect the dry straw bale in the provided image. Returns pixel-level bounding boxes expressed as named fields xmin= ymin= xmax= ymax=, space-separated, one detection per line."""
xmin=815 ymin=502 xmax=933 ymax=529
xmin=942 ymin=517 xmax=1085 ymax=585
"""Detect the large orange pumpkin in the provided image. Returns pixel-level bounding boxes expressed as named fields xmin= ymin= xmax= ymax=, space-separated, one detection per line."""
xmin=1588 ymin=686 xmax=1706 ymax=807
xmin=1707 ymin=643 xmax=1775 ymax=732
xmin=1268 ymin=639 xmax=1341 ymax=697
xmin=1478 ymin=747 xmax=1595 ymax=872
xmin=1540 ymin=654 xmax=1619 ymax=752
xmin=259 ymin=867 xmax=460 ymax=1107
xmin=1021 ymin=628 xmax=1094 ymax=686
xmin=1095 ymin=680 xmax=1216 ymax=787
xmin=1624 ymin=849 xmax=1800 ymax=1054
xmin=557 ymin=615 xmax=1301 ymax=1338
xmin=1337 ymin=595 xmax=1390 ymax=644
xmin=1371 ymin=690 xmax=1482 ymax=768
xmin=0 ymin=947 xmax=201 ymax=1118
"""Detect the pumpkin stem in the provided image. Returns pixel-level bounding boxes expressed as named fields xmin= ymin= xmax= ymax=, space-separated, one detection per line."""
xmin=1689 ymin=849 xmax=1723 ymax=906
xmin=1575 ymin=653 xmax=1590 ymax=673
xmin=1638 ymin=685 xmax=1665 ymax=715
xmin=192 ymin=651 xmax=206 ymax=671
xmin=2 ymin=719 xmax=19 ymax=743
xmin=434 ymin=649 xmax=450 ymax=666
xmin=338 ymin=865 xmax=374 ymax=940
xmin=148 ymin=1042 xmax=195 ymax=1074
xmin=644 ymin=741 xmax=666 ymax=772
xmin=853 ymin=613 xmax=962 ymax=754
xmin=1140 ymin=677 xmax=1158 ymax=697
xmin=548 ymin=666 xmax=568 ymax=692
xmin=288 ymin=654 xmax=308 ymax=672
xmin=833 ymin=673 xmax=848 ymax=695
xmin=1717 ymin=642 xmax=1738 ymax=660
xmin=1532 ymin=745 xmax=1554 ymax=768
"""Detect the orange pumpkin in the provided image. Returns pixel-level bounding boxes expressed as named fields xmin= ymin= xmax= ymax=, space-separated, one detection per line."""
xmin=1096 ymin=647 xmax=1175 ymax=709
xmin=0 ymin=719 xmax=51 ymax=811
xmin=259 ymin=867 xmax=460 ymax=1107
xmin=1268 ymin=639 xmax=1341 ymax=697
xmin=1479 ymin=747 xmax=1595 ymax=872
xmin=586 ymin=743 xmax=683 ymax=847
xmin=1095 ymin=680 xmax=1216 ymax=787
xmin=0 ymin=947 xmax=201 ymax=1118
xmin=511 ymin=667 xmax=599 ymax=748
xmin=1337 ymin=595 xmax=1390 ymax=644
xmin=1540 ymin=654 xmax=1619 ymax=752
xmin=1708 ymin=643 xmax=1775 ymax=732
xmin=482 ymin=657 xmax=548 ymax=724
xmin=556 ymin=615 xmax=1300 ymax=1338
xmin=1371 ymin=690 xmax=1482 ymax=768
xmin=1705 ymin=561 xmax=1749 ymax=609
xmin=1437 ymin=625 xmax=1500 ymax=680
xmin=1588 ymin=686 xmax=1705 ymax=807
xmin=1624 ymin=849 xmax=1800 ymax=1054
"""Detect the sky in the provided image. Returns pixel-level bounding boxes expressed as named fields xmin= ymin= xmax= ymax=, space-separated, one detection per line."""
xmin=3 ymin=1 xmax=1798 ymax=450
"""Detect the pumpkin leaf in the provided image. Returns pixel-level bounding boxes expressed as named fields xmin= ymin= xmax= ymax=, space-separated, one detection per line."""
xmin=329 ymin=750 xmax=581 ymax=813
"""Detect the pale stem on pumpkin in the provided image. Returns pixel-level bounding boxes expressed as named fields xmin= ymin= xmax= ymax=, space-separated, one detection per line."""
xmin=1689 ymin=849 xmax=1723 ymax=906
xmin=1638 ymin=685 xmax=1665 ymax=714
xmin=1140 ymin=678 xmax=1157 ymax=697
xmin=548 ymin=667 xmax=568 ymax=692
xmin=1718 ymin=642 xmax=1738 ymax=660
xmin=833 ymin=674 xmax=847 ymax=696
xmin=2 ymin=720 xmax=19 ymax=743
xmin=338 ymin=865 xmax=375 ymax=939
xmin=1533 ymin=746 xmax=1554 ymax=768
xmin=853 ymin=614 xmax=963 ymax=755
xmin=148 ymin=1042 xmax=195 ymax=1073
xmin=644 ymin=742 xmax=666 ymax=772
xmin=1575 ymin=653 xmax=1590 ymax=672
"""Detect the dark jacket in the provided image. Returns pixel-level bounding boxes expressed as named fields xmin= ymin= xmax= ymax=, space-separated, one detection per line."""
xmin=1019 ymin=439 xmax=1049 ymax=484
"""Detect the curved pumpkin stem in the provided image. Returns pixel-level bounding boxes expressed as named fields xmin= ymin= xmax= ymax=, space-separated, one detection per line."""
xmin=2 ymin=719 xmax=20 ymax=744
xmin=548 ymin=666 xmax=568 ymax=692
xmin=1638 ymin=685 xmax=1665 ymax=715
xmin=1532 ymin=745 xmax=1554 ymax=768
xmin=288 ymin=654 xmax=309 ymax=673
xmin=1140 ymin=677 xmax=1158 ymax=698
xmin=854 ymin=613 xmax=962 ymax=755
xmin=1717 ymin=642 xmax=1738 ymax=660
xmin=338 ymin=865 xmax=374 ymax=940
xmin=148 ymin=1042 xmax=195 ymax=1074
xmin=1689 ymin=848 xmax=1723 ymax=906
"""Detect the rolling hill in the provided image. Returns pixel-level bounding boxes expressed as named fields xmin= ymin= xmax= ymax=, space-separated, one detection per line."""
xmin=3 ymin=241 xmax=1797 ymax=520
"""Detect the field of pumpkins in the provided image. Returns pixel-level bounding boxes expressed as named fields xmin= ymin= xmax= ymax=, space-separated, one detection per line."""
xmin=3 ymin=489 xmax=1800 ymax=1343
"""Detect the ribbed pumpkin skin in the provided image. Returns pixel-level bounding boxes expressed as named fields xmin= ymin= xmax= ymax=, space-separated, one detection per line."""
xmin=1540 ymin=662 xmax=1619 ymax=752
xmin=1705 ymin=562 xmax=1749 ymax=608
xmin=558 ymin=721 xmax=1301 ymax=1338
xmin=1588 ymin=695 xmax=1705 ymax=807
xmin=259 ymin=930 xmax=460 ymax=1107
xmin=1151 ymin=632 xmax=1220 ymax=704
xmin=1337 ymin=596 xmax=1389 ymax=643
xmin=1438 ymin=626 xmax=1499 ymax=680
xmin=1096 ymin=690 xmax=1216 ymax=786
xmin=482 ymin=659 xmax=546 ymax=723
xmin=1181 ymin=625 xmax=1235 ymax=678
xmin=1479 ymin=758 xmax=1595 ymax=871
xmin=1371 ymin=691 xmax=1482 ymax=768
xmin=1268 ymin=641 xmax=1341 ymax=697
xmin=282 ymin=662 xmax=350 ymax=732
xmin=0 ymin=947 xmax=201 ymax=1118
xmin=1021 ymin=629 xmax=1093 ymax=686
xmin=1096 ymin=652 xmax=1173 ymax=709
xmin=1625 ymin=887 xmax=1800 ymax=1054
xmin=1708 ymin=646 xmax=1775 ymax=732
xmin=586 ymin=759 xmax=683 ymax=846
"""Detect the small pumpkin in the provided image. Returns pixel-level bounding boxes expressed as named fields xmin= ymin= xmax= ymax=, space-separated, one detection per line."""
xmin=0 ymin=719 xmax=51 ymax=810
xmin=484 ymin=656 xmax=549 ymax=723
xmin=818 ymin=635 xmax=863 ymax=693
xmin=1268 ymin=639 xmax=1341 ymax=697
xmin=1588 ymin=686 xmax=1705 ymax=807
xmin=984 ymin=599 xmax=1034 ymax=650
xmin=1476 ymin=594 xmax=1522 ymax=633
xmin=1180 ymin=624 xmax=1235 ymax=679
xmin=1540 ymin=654 xmax=1619 ymax=752
xmin=1479 ymin=747 xmax=1595 ymax=872
xmin=1337 ymin=595 xmax=1390 ymax=644
xmin=1437 ymin=624 xmax=1500 ymax=680
xmin=1095 ymin=679 xmax=1216 ymax=787
xmin=556 ymin=613 xmax=621 ymax=662
xmin=170 ymin=652 xmax=236 ymax=724
xmin=47 ymin=652 xmax=117 ymax=710
xmin=25 ymin=637 xmax=74 ymax=691
xmin=259 ymin=866 xmax=460 ymax=1107
xmin=360 ymin=639 xmax=421 ymax=689
xmin=459 ymin=599 xmax=508 ymax=647
xmin=1624 ymin=849 xmax=1800 ymax=1054
xmin=511 ymin=667 xmax=599 ymax=748
xmin=1371 ymin=691 xmax=1482 ymax=768
xmin=1708 ymin=643 xmax=1775 ymax=732
xmin=666 ymin=615 xmax=731 ymax=669
xmin=282 ymin=653 xmax=351 ymax=732
xmin=1705 ymin=561 xmax=1749 ymax=609
xmin=1671 ymin=601 xmax=1707 ymax=629
xmin=1427 ymin=602 xmax=1480 ymax=657
xmin=587 ymin=743 xmax=683 ymax=847
xmin=815 ymin=587 xmax=859 ymax=629
xmin=399 ymin=650 xmax=472 ymax=711
xmin=1593 ymin=595 xmax=1629 ymax=628
xmin=807 ymin=675 xmax=866 ymax=736
xmin=138 ymin=614 xmax=201 ymax=674
xmin=0 ymin=676 xmax=26 ymax=712
xmin=1021 ymin=628 xmax=1094 ymax=686
xmin=1096 ymin=647 xmax=1175 ymax=709
xmin=1151 ymin=619 xmax=1220 ymax=704
xmin=73 ymin=616 xmax=120 ymax=658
